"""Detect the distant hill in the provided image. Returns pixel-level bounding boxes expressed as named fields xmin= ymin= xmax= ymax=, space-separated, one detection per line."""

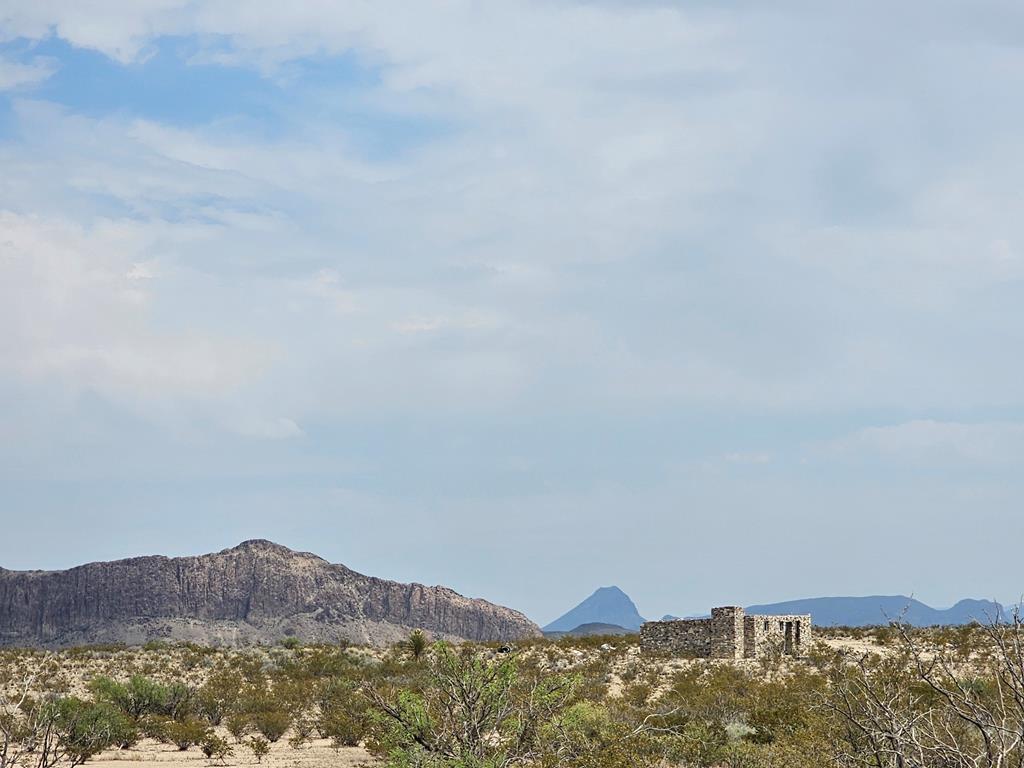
xmin=745 ymin=596 xmax=1004 ymax=627
xmin=544 ymin=622 xmax=637 ymax=639
xmin=544 ymin=587 xmax=645 ymax=632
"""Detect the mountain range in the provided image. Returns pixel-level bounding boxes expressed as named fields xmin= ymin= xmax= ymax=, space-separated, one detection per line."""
xmin=745 ymin=596 xmax=1004 ymax=627
xmin=547 ymin=589 xmax=1004 ymax=632
xmin=0 ymin=540 xmax=541 ymax=648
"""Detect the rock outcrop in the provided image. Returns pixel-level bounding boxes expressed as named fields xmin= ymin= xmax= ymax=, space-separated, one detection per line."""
xmin=0 ymin=540 xmax=541 ymax=647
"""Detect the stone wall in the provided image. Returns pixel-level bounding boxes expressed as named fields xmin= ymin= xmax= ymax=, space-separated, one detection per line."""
xmin=641 ymin=607 xmax=813 ymax=659
xmin=744 ymin=613 xmax=812 ymax=658
xmin=639 ymin=617 xmax=711 ymax=656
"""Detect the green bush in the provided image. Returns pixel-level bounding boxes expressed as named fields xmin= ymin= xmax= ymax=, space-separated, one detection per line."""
xmin=163 ymin=718 xmax=210 ymax=751
xmin=250 ymin=710 xmax=291 ymax=743
xmin=364 ymin=643 xmax=577 ymax=767
xmin=200 ymin=733 xmax=233 ymax=764
xmin=196 ymin=667 xmax=244 ymax=725
xmin=314 ymin=678 xmax=370 ymax=747
xmin=248 ymin=736 xmax=270 ymax=763
xmin=88 ymin=675 xmax=195 ymax=722
xmin=224 ymin=712 xmax=250 ymax=742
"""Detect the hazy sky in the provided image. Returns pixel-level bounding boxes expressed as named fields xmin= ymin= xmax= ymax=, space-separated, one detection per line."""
xmin=2 ymin=2 xmax=1023 ymax=626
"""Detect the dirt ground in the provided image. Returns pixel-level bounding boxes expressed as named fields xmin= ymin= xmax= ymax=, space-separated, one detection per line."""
xmin=91 ymin=737 xmax=374 ymax=768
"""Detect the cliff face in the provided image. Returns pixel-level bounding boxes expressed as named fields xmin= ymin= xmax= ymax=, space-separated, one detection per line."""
xmin=0 ymin=540 xmax=541 ymax=647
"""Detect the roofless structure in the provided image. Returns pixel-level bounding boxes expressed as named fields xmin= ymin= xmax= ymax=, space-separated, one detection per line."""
xmin=640 ymin=606 xmax=811 ymax=658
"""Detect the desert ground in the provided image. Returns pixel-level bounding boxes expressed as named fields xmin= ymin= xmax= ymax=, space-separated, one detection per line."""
xmin=89 ymin=737 xmax=371 ymax=768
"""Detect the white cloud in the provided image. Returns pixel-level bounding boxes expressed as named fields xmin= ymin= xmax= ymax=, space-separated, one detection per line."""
xmin=0 ymin=54 xmax=56 ymax=91
xmin=0 ymin=211 xmax=275 ymax=408
xmin=4 ymin=0 xmax=1024 ymax=423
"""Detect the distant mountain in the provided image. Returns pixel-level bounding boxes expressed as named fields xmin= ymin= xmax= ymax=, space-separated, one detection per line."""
xmin=0 ymin=540 xmax=541 ymax=647
xmin=544 ymin=586 xmax=645 ymax=632
xmin=544 ymin=622 xmax=636 ymax=639
xmin=745 ymin=596 xmax=1004 ymax=627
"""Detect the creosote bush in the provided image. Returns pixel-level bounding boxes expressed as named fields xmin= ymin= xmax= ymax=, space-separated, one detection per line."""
xmin=247 ymin=736 xmax=270 ymax=763
xmin=200 ymin=733 xmax=233 ymax=764
xmin=163 ymin=718 xmax=209 ymax=751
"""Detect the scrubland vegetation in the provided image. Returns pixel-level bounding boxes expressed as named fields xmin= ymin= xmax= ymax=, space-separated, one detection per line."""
xmin=3 ymin=619 xmax=1024 ymax=767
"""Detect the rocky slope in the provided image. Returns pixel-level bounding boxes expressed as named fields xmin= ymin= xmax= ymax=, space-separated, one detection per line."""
xmin=0 ymin=540 xmax=541 ymax=647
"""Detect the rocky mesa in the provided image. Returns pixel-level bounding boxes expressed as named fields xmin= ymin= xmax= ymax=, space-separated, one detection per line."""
xmin=0 ymin=540 xmax=541 ymax=647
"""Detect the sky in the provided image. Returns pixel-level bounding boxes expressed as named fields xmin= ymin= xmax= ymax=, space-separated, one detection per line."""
xmin=1 ymin=1 xmax=1024 ymax=627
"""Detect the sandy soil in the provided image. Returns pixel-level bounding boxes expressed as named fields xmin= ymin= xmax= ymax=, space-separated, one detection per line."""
xmin=91 ymin=737 xmax=375 ymax=768
xmin=820 ymin=635 xmax=893 ymax=657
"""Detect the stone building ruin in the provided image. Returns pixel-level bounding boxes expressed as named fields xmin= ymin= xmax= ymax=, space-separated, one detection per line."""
xmin=640 ymin=606 xmax=811 ymax=659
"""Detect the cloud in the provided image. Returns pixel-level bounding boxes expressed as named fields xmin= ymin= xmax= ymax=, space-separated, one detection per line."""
xmin=1 ymin=2 xmax=1023 ymax=425
xmin=0 ymin=210 xmax=275 ymax=408
xmin=0 ymin=54 xmax=56 ymax=91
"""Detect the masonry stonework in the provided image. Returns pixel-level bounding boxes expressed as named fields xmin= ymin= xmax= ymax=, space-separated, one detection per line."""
xmin=640 ymin=606 xmax=812 ymax=659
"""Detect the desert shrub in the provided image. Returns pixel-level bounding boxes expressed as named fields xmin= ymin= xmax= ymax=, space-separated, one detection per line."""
xmin=196 ymin=667 xmax=244 ymax=725
xmin=137 ymin=714 xmax=170 ymax=741
xmin=247 ymin=736 xmax=270 ymax=763
xmin=287 ymin=716 xmax=315 ymax=750
xmin=318 ymin=705 xmax=366 ymax=748
xmin=314 ymin=677 xmax=370 ymax=747
xmin=364 ymin=642 xmax=577 ymax=767
xmin=163 ymin=718 xmax=209 ymax=751
xmin=163 ymin=682 xmax=196 ymax=721
xmin=279 ymin=637 xmax=301 ymax=650
xmin=34 ymin=698 xmax=135 ymax=767
xmin=250 ymin=710 xmax=291 ymax=743
xmin=88 ymin=676 xmax=194 ymax=722
xmin=200 ymin=733 xmax=233 ymax=764
xmin=279 ymin=646 xmax=359 ymax=681
xmin=535 ymin=699 xmax=667 ymax=768
xmin=224 ymin=713 xmax=250 ymax=742
xmin=88 ymin=676 xmax=162 ymax=720
xmin=744 ymin=672 xmax=823 ymax=744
